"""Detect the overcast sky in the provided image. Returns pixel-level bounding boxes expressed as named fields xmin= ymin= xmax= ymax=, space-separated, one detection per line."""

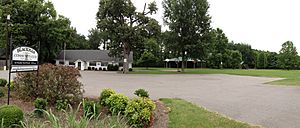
xmin=51 ymin=0 xmax=300 ymax=54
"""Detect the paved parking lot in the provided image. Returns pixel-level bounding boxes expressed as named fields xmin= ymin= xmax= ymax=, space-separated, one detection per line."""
xmin=1 ymin=70 xmax=300 ymax=128
xmin=80 ymin=71 xmax=300 ymax=128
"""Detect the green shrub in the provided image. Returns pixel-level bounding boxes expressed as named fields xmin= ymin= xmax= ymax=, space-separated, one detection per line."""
xmin=125 ymin=98 xmax=156 ymax=127
xmin=14 ymin=64 xmax=84 ymax=105
xmin=106 ymin=93 xmax=129 ymax=114
xmin=83 ymin=99 xmax=100 ymax=118
xmin=8 ymin=80 xmax=14 ymax=90
xmin=34 ymin=98 xmax=48 ymax=117
xmin=134 ymin=89 xmax=149 ymax=98
xmin=0 ymin=78 xmax=7 ymax=87
xmin=55 ymin=99 xmax=68 ymax=111
xmin=99 ymin=88 xmax=116 ymax=106
xmin=129 ymin=68 xmax=133 ymax=72
xmin=0 ymin=105 xmax=24 ymax=127
xmin=0 ymin=88 xmax=4 ymax=98
xmin=108 ymin=64 xmax=119 ymax=71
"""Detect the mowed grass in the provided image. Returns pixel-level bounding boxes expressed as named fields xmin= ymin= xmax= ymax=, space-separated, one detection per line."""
xmin=160 ymin=98 xmax=260 ymax=128
xmin=131 ymin=68 xmax=300 ymax=86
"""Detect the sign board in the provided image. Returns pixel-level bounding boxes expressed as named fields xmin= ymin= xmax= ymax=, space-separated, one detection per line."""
xmin=11 ymin=47 xmax=38 ymax=72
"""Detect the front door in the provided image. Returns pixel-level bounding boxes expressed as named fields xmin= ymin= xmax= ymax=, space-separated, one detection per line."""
xmin=78 ymin=62 xmax=81 ymax=70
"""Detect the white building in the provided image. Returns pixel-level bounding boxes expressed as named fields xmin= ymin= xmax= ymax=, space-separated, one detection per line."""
xmin=55 ymin=50 xmax=133 ymax=70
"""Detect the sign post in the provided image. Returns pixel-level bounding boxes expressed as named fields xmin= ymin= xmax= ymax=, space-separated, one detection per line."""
xmin=8 ymin=46 xmax=38 ymax=105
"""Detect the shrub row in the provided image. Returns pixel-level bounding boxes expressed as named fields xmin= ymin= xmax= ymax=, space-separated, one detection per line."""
xmin=107 ymin=64 xmax=119 ymax=71
xmin=87 ymin=67 xmax=107 ymax=71
xmin=99 ymin=88 xmax=155 ymax=127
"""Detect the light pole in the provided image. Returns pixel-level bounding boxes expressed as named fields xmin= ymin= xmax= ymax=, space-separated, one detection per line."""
xmin=5 ymin=15 xmax=10 ymax=69
xmin=7 ymin=14 xmax=12 ymax=105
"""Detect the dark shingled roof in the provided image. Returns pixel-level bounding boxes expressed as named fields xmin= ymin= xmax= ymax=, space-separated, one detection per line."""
xmin=56 ymin=50 xmax=133 ymax=62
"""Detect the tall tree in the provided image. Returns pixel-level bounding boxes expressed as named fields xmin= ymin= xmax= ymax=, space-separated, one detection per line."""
xmin=207 ymin=28 xmax=229 ymax=68
xmin=67 ymin=31 xmax=90 ymax=50
xmin=163 ymin=0 xmax=211 ymax=72
xmin=0 ymin=0 xmax=79 ymax=63
xmin=278 ymin=41 xmax=298 ymax=70
xmin=229 ymin=42 xmax=255 ymax=69
xmin=88 ymin=28 xmax=108 ymax=50
xmin=133 ymin=19 xmax=161 ymax=64
xmin=137 ymin=51 xmax=158 ymax=69
xmin=257 ymin=52 xmax=267 ymax=69
xmin=96 ymin=0 xmax=158 ymax=73
xmin=211 ymin=28 xmax=228 ymax=54
xmin=266 ymin=52 xmax=278 ymax=69
xmin=231 ymin=50 xmax=242 ymax=69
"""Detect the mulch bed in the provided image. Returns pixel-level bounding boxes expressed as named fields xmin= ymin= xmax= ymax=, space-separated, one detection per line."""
xmin=0 ymin=97 xmax=34 ymax=113
xmin=151 ymin=100 xmax=169 ymax=128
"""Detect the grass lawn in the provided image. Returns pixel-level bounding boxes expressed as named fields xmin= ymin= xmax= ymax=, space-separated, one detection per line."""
xmin=131 ymin=68 xmax=300 ymax=86
xmin=160 ymin=98 xmax=260 ymax=128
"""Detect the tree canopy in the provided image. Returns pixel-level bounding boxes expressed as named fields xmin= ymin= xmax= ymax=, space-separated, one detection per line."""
xmin=278 ymin=41 xmax=298 ymax=70
xmin=163 ymin=0 xmax=211 ymax=72
xmin=96 ymin=0 xmax=159 ymax=73
xmin=0 ymin=0 xmax=86 ymax=63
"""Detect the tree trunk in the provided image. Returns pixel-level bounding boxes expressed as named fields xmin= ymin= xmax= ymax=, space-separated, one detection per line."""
xmin=181 ymin=51 xmax=185 ymax=72
xmin=177 ymin=62 xmax=179 ymax=72
xmin=123 ymin=43 xmax=130 ymax=74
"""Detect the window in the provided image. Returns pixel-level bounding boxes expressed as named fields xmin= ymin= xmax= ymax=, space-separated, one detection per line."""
xmin=90 ymin=62 xmax=96 ymax=66
xmin=69 ymin=62 xmax=75 ymax=65
xmin=102 ymin=62 xmax=108 ymax=66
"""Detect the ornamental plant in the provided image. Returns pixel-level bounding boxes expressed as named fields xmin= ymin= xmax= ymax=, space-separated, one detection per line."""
xmin=125 ymin=98 xmax=156 ymax=127
xmin=106 ymin=93 xmax=129 ymax=114
xmin=0 ymin=105 xmax=24 ymax=127
xmin=134 ymin=88 xmax=149 ymax=98
xmin=99 ymin=88 xmax=116 ymax=106
xmin=14 ymin=64 xmax=84 ymax=105
xmin=83 ymin=99 xmax=100 ymax=118
xmin=34 ymin=98 xmax=48 ymax=117
xmin=55 ymin=99 xmax=68 ymax=111
xmin=0 ymin=88 xmax=4 ymax=98
xmin=0 ymin=78 xmax=7 ymax=87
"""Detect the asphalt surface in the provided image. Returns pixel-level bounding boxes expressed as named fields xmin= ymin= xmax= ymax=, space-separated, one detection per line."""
xmin=79 ymin=71 xmax=300 ymax=128
xmin=1 ymin=71 xmax=300 ymax=128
